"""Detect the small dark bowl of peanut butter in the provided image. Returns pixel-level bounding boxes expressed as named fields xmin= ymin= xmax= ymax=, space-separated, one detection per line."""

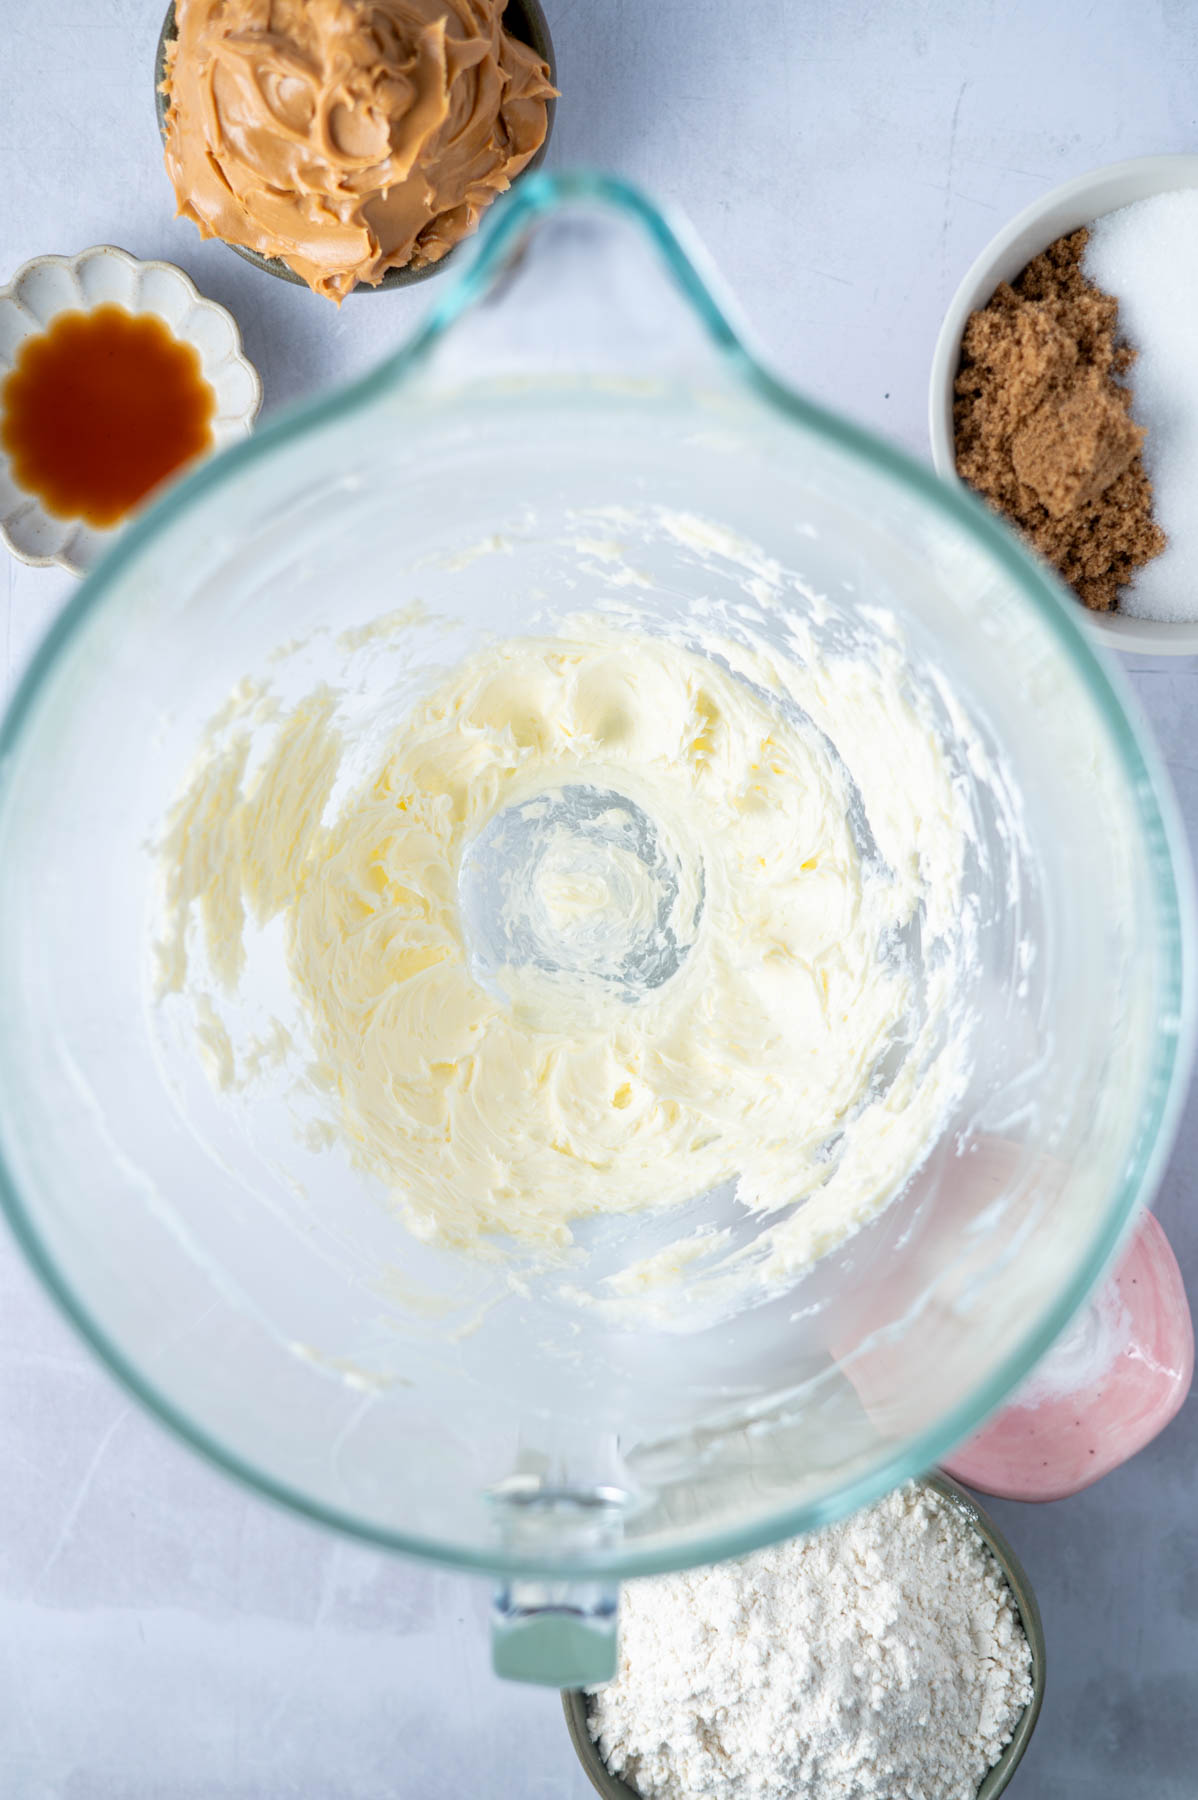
xmin=154 ymin=0 xmax=557 ymax=300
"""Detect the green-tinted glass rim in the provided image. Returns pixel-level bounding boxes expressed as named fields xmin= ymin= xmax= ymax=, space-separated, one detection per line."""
xmin=0 ymin=171 xmax=1192 ymax=1580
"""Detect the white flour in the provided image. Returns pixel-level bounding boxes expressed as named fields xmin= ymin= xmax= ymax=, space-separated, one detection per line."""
xmin=587 ymin=1484 xmax=1033 ymax=1800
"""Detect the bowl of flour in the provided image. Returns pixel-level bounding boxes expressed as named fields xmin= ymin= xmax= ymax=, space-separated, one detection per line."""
xmin=563 ymin=1475 xmax=1045 ymax=1800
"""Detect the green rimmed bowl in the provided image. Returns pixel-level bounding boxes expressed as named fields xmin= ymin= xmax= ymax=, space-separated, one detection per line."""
xmin=153 ymin=0 xmax=556 ymax=292
xmin=563 ymin=1474 xmax=1046 ymax=1800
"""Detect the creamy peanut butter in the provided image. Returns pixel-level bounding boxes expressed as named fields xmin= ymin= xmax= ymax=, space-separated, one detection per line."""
xmin=162 ymin=0 xmax=556 ymax=300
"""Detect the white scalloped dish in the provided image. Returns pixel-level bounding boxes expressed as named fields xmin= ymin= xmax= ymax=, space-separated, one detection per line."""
xmin=0 ymin=245 xmax=261 ymax=575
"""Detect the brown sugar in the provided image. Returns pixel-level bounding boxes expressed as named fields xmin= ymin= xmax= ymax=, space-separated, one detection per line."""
xmin=1010 ymin=370 xmax=1143 ymax=518
xmin=953 ymin=228 xmax=1164 ymax=611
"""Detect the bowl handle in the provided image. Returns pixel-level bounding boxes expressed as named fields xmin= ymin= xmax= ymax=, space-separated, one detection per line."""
xmin=371 ymin=169 xmax=759 ymax=400
xmin=491 ymin=1574 xmax=619 ymax=1686
xmin=486 ymin=1479 xmax=627 ymax=1685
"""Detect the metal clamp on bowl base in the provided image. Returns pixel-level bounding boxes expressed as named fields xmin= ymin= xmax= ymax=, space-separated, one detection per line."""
xmin=489 ymin=1483 xmax=626 ymax=1686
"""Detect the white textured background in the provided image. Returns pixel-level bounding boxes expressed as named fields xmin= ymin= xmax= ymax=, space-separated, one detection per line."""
xmin=3 ymin=2 xmax=1198 ymax=1794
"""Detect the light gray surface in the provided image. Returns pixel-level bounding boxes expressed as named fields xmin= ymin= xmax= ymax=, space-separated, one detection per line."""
xmin=2 ymin=1 xmax=1197 ymax=1795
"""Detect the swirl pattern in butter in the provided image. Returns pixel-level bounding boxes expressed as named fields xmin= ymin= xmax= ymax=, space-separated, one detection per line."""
xmin=156 ymin=612 xmax=974 ymax=1285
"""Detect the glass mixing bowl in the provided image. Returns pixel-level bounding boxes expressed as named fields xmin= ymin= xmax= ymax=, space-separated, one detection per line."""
xmin=0 ymin=173 xmax=1191 ymax=1684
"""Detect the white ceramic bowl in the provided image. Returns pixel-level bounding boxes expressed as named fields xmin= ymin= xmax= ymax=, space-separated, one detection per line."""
xmin=929 ymin=155 xmax=1198 ymax=657
xmin=0 ymin=245 xmax=261 ymax=576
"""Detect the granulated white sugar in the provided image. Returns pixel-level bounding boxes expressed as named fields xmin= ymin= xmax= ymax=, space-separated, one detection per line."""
xmin=1085 ymin=190 xmax=1198 ymax=622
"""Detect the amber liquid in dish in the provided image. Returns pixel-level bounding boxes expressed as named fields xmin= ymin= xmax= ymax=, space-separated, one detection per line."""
xmin=0 ymin=304 xmax=215 ymax=528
